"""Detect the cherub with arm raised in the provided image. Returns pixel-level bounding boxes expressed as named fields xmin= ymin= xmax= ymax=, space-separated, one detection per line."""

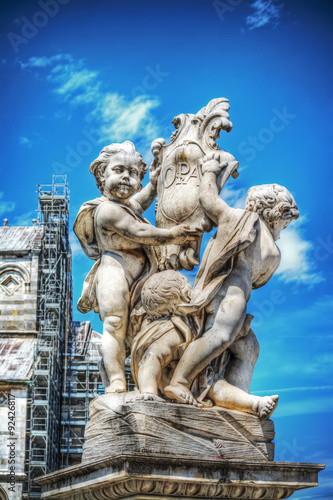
xmin=165 ymin=154 xmax=299 ymax=407
xmin=74 ymin=141 xmax=201 ymax=393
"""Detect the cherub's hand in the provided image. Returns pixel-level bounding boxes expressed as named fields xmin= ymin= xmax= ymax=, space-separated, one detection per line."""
xmin=149 ymin=158 xmax=161 ymax=188
xmin=170 ymin=224 xmax=203 ymax=244
xmin=200 ymin=153 xmax=228 ymax=176
xmin=151 ymin=138 xmax=165 ymax=157
xmin=149 ymin=138 xmax=165 ymax=187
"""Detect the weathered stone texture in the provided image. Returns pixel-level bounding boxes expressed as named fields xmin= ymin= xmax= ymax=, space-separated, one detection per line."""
xmin=83 ymin=392 xmax=275 ymax=464
xmin=35 ymin=453 xmax=325 ymax=500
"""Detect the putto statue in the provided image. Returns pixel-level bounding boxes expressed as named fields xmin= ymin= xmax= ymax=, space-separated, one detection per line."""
xmin=74 ymin=141 xmax=200 ymax=393
xmin=74 ymin=98 xmax=299 ymax=421
xmin=164 ymin=155 xmax=299 ymax=412
xmin=55 ymin=97 xmax=324 ymax=500
xmin=130 ymin=269 xmax=280 ymax=419
xmin=131 ymin=270 xmax=193 ymax=399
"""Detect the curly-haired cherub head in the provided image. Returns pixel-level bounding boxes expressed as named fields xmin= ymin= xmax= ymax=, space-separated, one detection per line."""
xmin=89 ymin=141 xmax=148 ymax=195
xmin=141 ymin=271 xmax=192 ymax=320
xmin=245 ymin=184 xmax=299 ymax=239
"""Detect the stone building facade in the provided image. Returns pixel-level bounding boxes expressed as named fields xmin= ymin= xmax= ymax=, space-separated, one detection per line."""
xmin=0 ymin=224 xmax=43 ymax=500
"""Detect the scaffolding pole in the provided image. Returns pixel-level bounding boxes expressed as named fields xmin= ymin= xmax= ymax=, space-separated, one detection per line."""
xmin=24 ymin=176 xmax=72 ymax=498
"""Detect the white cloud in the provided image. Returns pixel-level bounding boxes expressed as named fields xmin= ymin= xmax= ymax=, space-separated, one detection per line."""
xmin=95 ymin=93 xmax=160 ymax=143
xmin=70 ymin=83 xmax=103 ymax=106
xmin=50 ymin=67 xmax=99 ymax=99
xmin=19 ymin=133 xmax=43 ymax=149
xmin=220 ymin=190 xmax=324 ymax=286
xmin=251 ymin=386 xmax=333 ymax=416
xmin=274 ymin=348 xmax=333 ymax=378
xmin=245 ymin=0 xmax=282 ymax=30
xmin=274 ymin=395 xmax=333 ymax=418
xmin=19 ymin=54 xmax=73 ymax=69
xmin=221 ymin=184 xmax=247 ymax=209
xmin=253 ymin=385 xmax=333 ymax=395
xmin=276 ymin=221 xmax=324 ymax=285
xmin=19 ymin=136 xmax=32 ymax=147
xmin=0 ymin=193 xmax=15 ymax=218
xmin=19 ymin=54 xmax=161 ymax=147
xmin=13 ymin=211 xmax=37 ymax=226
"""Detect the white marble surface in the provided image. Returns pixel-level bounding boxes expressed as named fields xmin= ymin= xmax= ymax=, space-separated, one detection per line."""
xmin=74 ymin=99 xmax=299 ymax=420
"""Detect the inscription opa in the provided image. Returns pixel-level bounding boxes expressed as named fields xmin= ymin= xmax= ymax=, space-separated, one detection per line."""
xmin=163 ymin=162 xmax=199 ymax=188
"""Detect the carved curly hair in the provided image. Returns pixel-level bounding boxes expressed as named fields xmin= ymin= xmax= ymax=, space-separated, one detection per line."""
xmin=141 ymin=270 xmax=192 ymax=320
xmin=245 ymin=184 xmax=299 ymax=228
xmin=89 ymin=141 xmax=148 ymax=194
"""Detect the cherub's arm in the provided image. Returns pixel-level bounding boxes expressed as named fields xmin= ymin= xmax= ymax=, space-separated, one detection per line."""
xmin=130 ymin=183 xmax=156 ymax=214
xmin=130 ymin=159 xmax=161 ymax=214
xmin=98 ymin=203 xmax=200 ymax=246
xmin=199 ymin=155 xmax=238 ymax=226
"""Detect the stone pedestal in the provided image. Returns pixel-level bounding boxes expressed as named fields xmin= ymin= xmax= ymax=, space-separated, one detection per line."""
xmin=36 ymin=453 xmax=324 ymax=499
xmin=36 ymin=393 xmax=325 ymax=499
xmin=82 ymin=392 xmax=275 ymax=463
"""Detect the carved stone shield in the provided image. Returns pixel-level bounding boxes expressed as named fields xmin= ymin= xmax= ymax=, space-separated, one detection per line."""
xmin=152 ymin=98 xmax=239 ymax=271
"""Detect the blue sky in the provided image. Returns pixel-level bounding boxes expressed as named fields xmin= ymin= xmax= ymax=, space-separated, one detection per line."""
xmin=1 ymin=0 xmax=332 ymax=496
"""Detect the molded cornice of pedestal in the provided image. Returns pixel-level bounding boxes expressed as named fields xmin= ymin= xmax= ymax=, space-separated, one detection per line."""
xmin=35 ymin=453 xmax=325 ymax=500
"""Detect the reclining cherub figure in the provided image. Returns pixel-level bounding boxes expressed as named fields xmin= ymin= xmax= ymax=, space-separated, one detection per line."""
xmin=164 ymin=154 xmax=299 ymax=409
xmin=131 ymin=270 xmax=193 ymax=400
xmin=133 ymin=270 xmax=280 ymax=419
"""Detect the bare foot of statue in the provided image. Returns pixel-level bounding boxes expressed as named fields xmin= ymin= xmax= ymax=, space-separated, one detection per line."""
xmin=257 ymin=395 xmax=279 ymax=420
xmin=164 ymin=383 xmax=202 ymax=407
xmin=105 ymin=379 xmax=126 ymax=394
xmin=136 ymin=393 xmax=165 ymax=402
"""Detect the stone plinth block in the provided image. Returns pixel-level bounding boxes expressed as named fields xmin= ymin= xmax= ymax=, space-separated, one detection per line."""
xmin=35 ymin=453 xmax=325 ymax=500
xmin=82 ymin=392 xmax=275 ymax=463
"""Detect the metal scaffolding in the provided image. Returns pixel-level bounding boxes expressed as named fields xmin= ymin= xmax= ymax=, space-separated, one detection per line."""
xmin=20 ymin=174 xmax=136 ymax=494
xmin=60 ymin=321 xmax=104 ymax=468
xmin=60 ymin=321 xmax=135 ymax=467
xmin=24 ymin=176 xmax=72 ymax=498
xmin=60 ymin=323 xmax=135 ymax=468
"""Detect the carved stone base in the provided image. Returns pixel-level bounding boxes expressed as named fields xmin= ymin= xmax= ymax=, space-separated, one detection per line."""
xmin=36 ymin=393 xmax=324 ymax=499
xmin=35 ymin=453 xmax=325 ymax=499
xmin=82 ymin=392 xmax=275 ymax=463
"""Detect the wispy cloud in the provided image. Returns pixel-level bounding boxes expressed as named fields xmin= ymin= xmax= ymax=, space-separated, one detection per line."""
xmin=245 ymin=1 xmax=282 ymax=30
xmin=253 ymin=385 xmax=333 ymax=395
xmin=19 ymin=132 xmax=43 ymax=149
xmin=275 ymin=351 xmax=333 ymax=378
xmin=93 ymin=93 xmax=160 ymax=144
xmin=49 ymin=64 xmax=99 ymax=102
xmin=254 ymin=382 xmax=333 ymax=420
xmin=221 ymin=185 xmax=247 ymax=209
xmin=13 ymin=210 xmax=37 ymax=226
xmin=0 ymin=193 xmax=15 ymax=218
xmin=19 ymin=54 xmax=73 ymax=69
xmin=274 ymin=395 xmax=333 ymax=418
xmin=251 ymin=295 xmax=333 ymax=384
xmin=19 ymin=136 xmax=32 ymax=147
xmin=19 ymin=54 xmax=161 ymax=147
xmin=276 ymin=219 xmax=324 ymax=285
xmin=206 ymin=192 xmax=323 ymax=288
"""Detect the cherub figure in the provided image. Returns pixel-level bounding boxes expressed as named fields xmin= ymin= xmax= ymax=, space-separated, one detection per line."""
xmin=165 ymin=153 xmax=299 ymax=406
xmin=74 ymin=141 xmax=200 ymax=393
xmin=131 ymin=270 xmax=193 ymax=400
xmin=132 ymin=270 xmax=280 ymax=420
